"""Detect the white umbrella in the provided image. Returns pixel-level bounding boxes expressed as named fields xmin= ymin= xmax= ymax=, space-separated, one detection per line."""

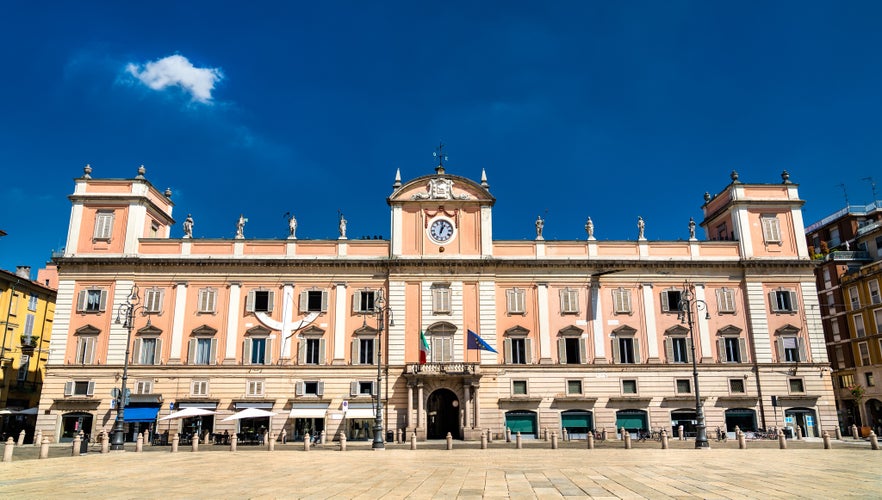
xmin=0 ymin=409 xmax=12 ymax=415
xmin=15 ymin=407 xmax=38 ymax=415
xmin=158 ymin=407 xmax=216 ymax=421
xmin=221 ymin=407 xmax=277 ymax=421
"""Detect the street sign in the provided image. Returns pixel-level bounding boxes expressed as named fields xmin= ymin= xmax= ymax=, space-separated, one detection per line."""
xmin=111 ymin=388 xmax=120 ymax=398
xmin=342 ymin=400 xmax=349 ymax=411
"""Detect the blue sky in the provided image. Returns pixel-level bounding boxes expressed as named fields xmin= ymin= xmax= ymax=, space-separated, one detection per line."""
xmin=2 ymin=1 xmax=881 ymax=275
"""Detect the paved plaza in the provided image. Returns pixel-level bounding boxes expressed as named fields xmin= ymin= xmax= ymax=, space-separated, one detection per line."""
xmin=2 ymin=439 xmax=881 ymax=499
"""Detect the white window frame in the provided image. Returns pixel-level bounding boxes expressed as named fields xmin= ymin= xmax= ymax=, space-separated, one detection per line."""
xmin=64 ymin=380 xmax=95 ymax=397
xmin=715 ymin=288 xmax=736 ymax=314
xmin=244 ymin=335 xmax=272 ymax=366
xmin=77 ymin=288 xmax=108 ymax=313
xmin=93 ymin=211 xmax=114 ymax=240
xmin=777 ymin=335 xmax=805 ymax=363
xmin=770 ymin=289 xmax=799 ymax=313
xmin=760 ymin=214 xmax=782 ymax=244
xmin=788 ymin=378 xmax=805 ymax=394
xmin=350 ymin=380 xmax=377 ymax=397
xmin=246 ymin=379 xmax=265 ymax=397
xmin=848 ymin=286 xmax=861 ymax=310
xmin=133 ymin=336 xmax=162 ymax=365
xmin=431 ymin=335 xmax=454 ymax=363
xmin=506 ymin=288 xmax=526 ymax=315
xmin=869 ymin=280 xmax=881 ymax=306
xmin=351 ymin=336 xmax=377 ymax=365
xmin=197 ymin=288 xmax=218 ymax=314
xmin=874 ymin=308 xmax=882 ymax=335
xmin=135 ymin=380 xmax=153 ymax=394
xmin=612 ymin=288 xmax=632 ymax=314
xmin=17 ymin=355 xmax=30 ymax=381
xmin=666 ymin=336 xmax=692 ymax=364
xmin=75 ymin=335 xmax=97 ymax=365
xmin=143 ymin=287 xmax=164 ymax=314
xmin=188 ymin=337 xmax=218 ymax=365
xmin=295 ymin=380 xmax=325 ymax=397
xmin=566 ymin=379 xmax=583 ymax=395
xmin=27 ymin=293 xmax=38 ymax=311
xmin=559 ymin=288 xmax=579 ymax=315
xmin=431 ymin=284 xmax=451 ymax=314
xmin=503 ymin=332 xmax=532 ymax=365
xmin=728 ymin=378 xmax=746 ymax=394
xmin=352 ymin=290 xmax=378 ymax=314
xmin=191 ymin=380 xmax=209 ymax=396
xmin=621 ymin=379 xmax=638 ymax=395
xmin=299 ymin=335 xmax=326 ymax=365
xmin=854 ymin=313 xmax=866 ymax=338
xmin=858 ymin=341 xmax=870 ymax=366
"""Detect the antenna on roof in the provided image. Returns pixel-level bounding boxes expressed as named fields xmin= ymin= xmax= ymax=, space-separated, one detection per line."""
xmin=837 ymin=183 xmax=849 ymax=208
xmin=861 ymin=177 xmax=877 ymax=203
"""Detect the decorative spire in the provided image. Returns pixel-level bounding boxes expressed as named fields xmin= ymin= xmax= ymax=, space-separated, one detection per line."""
xmin=433 ymin=142 xmax=447 ymax=174
xmin=730 ymin=170 xmax=739 ymax=183
xmin=82 ymin=164 xmax=92 ymax=179
xmin=164 ymin=187 xmax=172 ymax=199
xmin=136 ymin=165 xmax=146 ymax=179
xmin=481 ymin=168 xmax=489 ymax=189
xmin=781 ymin=170 xmax=791 ymax=184
xmin=393 ymin=168 xmax=401 ymax=189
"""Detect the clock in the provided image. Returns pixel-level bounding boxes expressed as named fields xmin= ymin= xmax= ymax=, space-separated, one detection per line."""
xmin=429 ymin=218 xmax=455 ymax=243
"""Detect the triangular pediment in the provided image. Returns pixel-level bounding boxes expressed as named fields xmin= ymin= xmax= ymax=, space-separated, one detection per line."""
xmin=354 ymin=325 xmax=379 ymax=336
xmin=612 ymin=325 xmax=638 ymax=336
xmin=75 ymin=324 xmax=101 ymax=336
xmin=504 ymin=325 xmax=530 ymax=337
xmin=191 ymin=324 xmax=218 ymax=336
xmin=775 ymin=324 xmax=800 ymax=336
xmin=301 ymin=325 xmax=325 ymax=337
xmin=246 ymin=325 xmax=272 ymax=336
xmin=558 ymin=325 xmax=584 ymax=337
xmin=137 ymin=325 xmax=163 ymax=336
xmin=717 ymin=325 xmax=743 ymax=336
xmin=664 ymin=325 xmax=690 ymax=336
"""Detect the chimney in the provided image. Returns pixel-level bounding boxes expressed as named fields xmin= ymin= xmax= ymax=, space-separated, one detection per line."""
xmin=15 ymin=266 xmax=31 ymax=279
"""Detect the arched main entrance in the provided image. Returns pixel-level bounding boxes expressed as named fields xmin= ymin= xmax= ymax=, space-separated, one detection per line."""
xmin=427 ymin=388 xmax=460 ymax=439
xmin=785 ymin=407 xmax=818 ymax=437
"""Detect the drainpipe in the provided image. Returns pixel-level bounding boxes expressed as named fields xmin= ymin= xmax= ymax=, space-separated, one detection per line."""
xmin=1 ymin=279 xmax=20 ymax=362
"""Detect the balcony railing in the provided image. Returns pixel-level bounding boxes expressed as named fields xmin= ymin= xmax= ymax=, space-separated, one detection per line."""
xmin=825 ymin=251 xmax=871 ymax=263
xmin=406 ymin=362 xmax=480 ymax=376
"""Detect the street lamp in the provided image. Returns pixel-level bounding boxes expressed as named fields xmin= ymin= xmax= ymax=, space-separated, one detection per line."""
xmin=677 ymin=282 xmax=711 ymax=449
xmin=364 ymin=289 xmax=394 ymax=450
xmin=111 ymin=285 xmax=147 ymax=450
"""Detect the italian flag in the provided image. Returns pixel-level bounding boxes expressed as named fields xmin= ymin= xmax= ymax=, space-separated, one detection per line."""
xmin=419 ymin=330 xmax=430 ymax=364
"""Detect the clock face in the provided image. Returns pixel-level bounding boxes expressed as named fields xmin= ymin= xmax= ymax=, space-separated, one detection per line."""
xmin=429 ymin=219 xmax=455 ymax=243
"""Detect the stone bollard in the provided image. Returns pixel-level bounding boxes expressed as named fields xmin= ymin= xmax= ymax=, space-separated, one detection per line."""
xmin=851 ymin=424 xmax=859 ymax=440
xmin=562 ymin=428 xmax=569 ymax=441
xmin=587 ymin=432 xmax=595 ymax=449
xmin=396 ymin=428 xmax=402 ymax=444
xmin=339 ymin=432 xmax=347 ymax=452
xmin=409 ymin=432 xmax=416 ymax=450
xmin=504 ymin=428 xmax=511 ymax=443
xmin=870 ymin=431 xmax=879 ymax=451
xmin=34 ymin=430 xmax=42 ymax=447
xmin=678 ymin=425 xmax=685 ymax=441
xmin=601 ymin=428 xmax=607 ymax=441
xmin=268 ymin=433 xmax=275 ymax=451
xmin=796 ymin=426 xmax=803 ymax=440
xmin=620 ymin=427 xmax=627 ymax=441
xmin=17 ymin=430 xmax=26 ymax=447
xmin=487 ymin=428 xmax=492 ymax=443
xmin=171 ymin=433 xmax=179 ymax=453
xmin=661 ymin=429 xmax=669 ymax=449
xmin=624 ymin=432 xmax=632 ymax=449
xmin=304 ymin=433 xmax=311 ymax=452
xmin=516 ymin=432 xmax=522 ymax=449
xmin=543 ymin=427 xmax=548 ymax=441
xmin=446 ymin=432 xmax=453 ymax=450
xmin=280 ymin=429 xmax=287 ymax=445
xmin=321 ymin=430 xmax=326 ymax=445
xmin=834 ymin=426 xmax=842 ymax=440
xmin=40 ymin=437 xmax=49 ymax=459
xmin=778 ymin=429 xmax=787 ymax=449
xmin=738 ymin=430 xmax=746 ymax=449
xmin=230 ymin=433 xmax=238 ymax=452
xmin=480 ymin=432 xmax=487 ymax=449
xmin=823 ymin=431 xmax=831 ymax=449
xmin=551 ymin=432 xmax=558 ymax=449
xmin=136 ymin=433 xmax=143 ymax=452
xmin=4 ymin=437 xmax=14 ymax=462
xmin=191 ymin=435 xmax=199 ymax=452
xmin=72 ymin=433 xmax=81 ymax=456
xmin=101 ymin=432 xmax=109 ymax=454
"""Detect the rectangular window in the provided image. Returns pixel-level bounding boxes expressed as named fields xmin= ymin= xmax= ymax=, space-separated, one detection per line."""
xmin=830 ymin=319 xmax=841 ymax=341
xmin=724 ymin=337 xmax=743 ymax=363
xmin=135 ymin=380 xmax=153 ymax=394
xmin=671 ymin=337 xmax=689 ymax=363
xmin=782 ymin=337 xmax=800 ymax=362
xmin=512 ymin=380 xmax=528 ymax=395
xmin=823 ymin=268 xmax=832 ymax=289
xmin=868 ymin=280 xmax=881 ymax=306
xmin=93 ymin=211 xmax=114 ymax=240
xmin=75 ymin=336 xmax=96 ymax=364
xmin=559 ymin=288 xmax=579 ymax=314
xmin=506 ymin=288 xmax=526 ymax=315
xmin=716 ymin=288 xmax=736 ymax=314
xmin=875 ymin=309 xmax=882 ymax=334
xmin=432 ymin=284 xmax=451 ymax=314
xmin=17 ymin=355 xmax=29 ymax=381
xmin=247 ymin=380 xmax=265 ymax=396
xmin=761 ymin=214 xmax=782 ymax=244
xmin=567 ymin=380 xmax=582 ymax=395
xmin=661 ymin=290 xmax=682 ymax=313
xmin=858 ymin=342 xmax=870 ymax=366
xmin=358 ymin=381 xmax=375 ymax=396
xmin=138 ymin=338 xmax=158 ymax=365
xmin=191 ymin=380 xmax=209 ymax=396
xmin=866 ymin=372 xmax=876 ymax=387
xmin=788 ymin=378 xmax=805 ymax=394
xmin=854 ymin=314 xmax=866 ymax=338
xmin=353 ymin=290 xmax=377 ymax=313
xmin=297 ymin=289 xmax=328 ymax=313
xmin=72 ymin=381 xmax=94 ymax=396
xmin=27 ymin=293 xmax=38 ymax=311
xmin=190 ymin=338 xmax=216 ymax=365
xmin=197 ymin=288 xmax=217 ymax=313
xmin=77 ymin=288 xmax=107 ymax=313
xmin=253 ymin=290 xmax=274 ymax=313
xmin=829 ymin=227 xmax=841 ymax=247
xmin=24 ymin=314 xmax=35 ymax=336
xmin=563 ymin=337 xmax=582 ymax=364
xmin=431 ymin=336 xmax=453 ymax=362
xmin=358 ymin=338 xmax=375 ymax=365
xmin=618 ymin=337 xmax=636 ymax=364
xmin=729 ymin=378 xmax=746 ymax=394
xmin=305 ymin=338 xmax=322 ymax=365
xmin=510 ymin=338 xmax=528 ymax=364
xmin=716 ymin=222 xmax=728 ymax=241
xmin=144 ymin=288 xmax=164 ymax=314
xmin=612 ymin=288 xmax=632 ymax=314
xmin=622 ymin=379 xmax=637 ymax=394
xmin=302 ymin=381 xmax=323 ymax=396
xmin=834 ymin=346 xmax=845 ymax=370
xmin=250 ymin=337 xmax=267 ymax=365
xmin=839 ymin=374 xmax=855 ymax=389
xmin=770 ymin=290 xmax=798 ymax=313
xmin=676 ymin=379 xmax=691 ymax=394
xmin=848 ymin=286 xmax=861 ymax=310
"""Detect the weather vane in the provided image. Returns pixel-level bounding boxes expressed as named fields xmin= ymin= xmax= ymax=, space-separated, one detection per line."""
xmin=433 ymin=142 xmax=448 ymax=172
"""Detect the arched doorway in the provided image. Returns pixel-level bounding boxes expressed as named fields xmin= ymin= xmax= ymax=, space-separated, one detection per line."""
xmin=60 ymin=412 xmax=93 ymax=442
xmin=785 ymin=407 xmax=818 ymax=437
xmin=505 ymin=410 xmax=537 ymax=438
xmin=670 ymin=409 xmax=697 ymax=438
xmin=427 ymin=388 xmax=459 ymax=439
xmin=615 ymin=409 xmax=648 ymax=437
xmin=560 ymin=410 xmax=592 ymax=439
xmin=724 ymin=408 xmax=757 ymax=432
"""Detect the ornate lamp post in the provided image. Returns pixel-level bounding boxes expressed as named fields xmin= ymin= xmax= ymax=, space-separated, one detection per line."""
xmin=365 ymin=290 xmax=394 ymax=450
xmin=677 ymin=282 xmax=711 ymax=449
xmin=110 ymin=285 xmax=146 ymax=450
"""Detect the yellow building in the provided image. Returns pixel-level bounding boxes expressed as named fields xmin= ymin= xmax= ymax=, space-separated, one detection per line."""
xmin=1 ymin=266 xmax=56 ymax=442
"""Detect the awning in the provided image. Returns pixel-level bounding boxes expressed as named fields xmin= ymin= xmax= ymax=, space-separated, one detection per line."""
xmin=124 ymin=406 xmax=160 ymax=422
xmin=345 ymin=409 xmax=376 ymax=419
xmin=233 ymin=401 xmax=275 ymax=410
xmin=290 ymin=403 xmax=329 ymax=419
xmin=176 ymin=401 xmax=219 ymax=409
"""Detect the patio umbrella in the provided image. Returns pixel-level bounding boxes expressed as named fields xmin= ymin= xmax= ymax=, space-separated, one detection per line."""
xmin=221 ymin=407 xmax=277 ymax=421
xmin=158 ymin=407 xmax=216 ymax=421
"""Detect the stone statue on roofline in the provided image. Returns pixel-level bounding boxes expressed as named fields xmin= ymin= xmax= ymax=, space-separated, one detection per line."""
xmin=535 ymin=216 xmax=544 ymax=240
xmin=183 ymin=214 xmax=194 ymax=238
xmin=585 ymin=217 xmax=595 ymax=240
xmin=637 ymin=216 xmax=646 ymax=241
xmin=236 ymin=214 xmax=247 ymax=239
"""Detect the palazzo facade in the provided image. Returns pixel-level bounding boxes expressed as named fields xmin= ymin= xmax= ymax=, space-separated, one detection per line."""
xmin=35 ymin=163 xmax=835 ymax=443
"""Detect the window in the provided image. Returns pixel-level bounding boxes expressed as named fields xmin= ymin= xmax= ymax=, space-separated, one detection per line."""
xmin=559 ymin=288 xmax=579 ymax=314
xmin=716 ymin=222 xmax=728 ymax=241
xmin=75 ymin=335 xmax=96 ymax=364
xmin=869 ymin=280 xmax=881 ymax=305
xmin=676 ymin=379 xmax=691 ymax=394
xmin=299 ymin=289 xmax=328 ymax=313
xmin=188 ymin=337 xmax=217 ymax=365
xmin=506 ymin=288 xmax=526 ymax=315
xmin=875 ymin=309 xmax=882 ymax=334
xmin=197 ymin=288 xmax=217 ymax=313
xmin=244 ymin=336 xmax=271 ymax=365
xmin=616 ymin=337 xmax=638 ymax=364
xmin=134 ymin=337 xmax=161 ymax=365
xmin=8 ymin=292 xmax=18 ymax=315
xmin=296 ymin=381 xmax=324 ymax=396
xmin=350 ymin=381 xmax=376 ymax=396
xmin=143 ymin=288 xmax=164 ymax=314
xmin=854 ymin=314 xmax=866 ymax=338
xmin=666 ymin=337 xmax=690 ymax=363
xmin=93 ymin=211 xmax=114 ymax=240
xmin=23 ymin=314 xmax=35 ymax=336
xmin=303 ymin=338 xmax=322 ymax=364
xmin=729 ymin=378 xmax=746 ymax=394
xmin=353 ymin=290 xmax=377 ymax=313
xmin=64 ymin=381 xmax=95 ymax=397
xmin=512 ymin=380 xmax=528 ymax=395
xmin=27 ymin=293 xmax=38 ymax=311
xmin=823 ymin=268 xmax=832 ymax=289
xmin=135 ymin=380 xmax=153 ymax=394
xmin=567 ymin=380 xmax=582 ymax=395
xmin=788 ymin=378 xmax=805 ymax=394
xmin=839 ymin=374 xmax=854 ymax=389
xmin=558 ymin=330 xmax=587 ymax=364
xmin=858 ymin=342 xmax=870 ymax=366
xmin=834 ymin=346 xmax=845 ymax=370
xmin=761 ymin=214 xmax=782 ymax=244
xmin=431 ymin=284 xmax=451 ymax=314
xmin=848 ymin=286 xmax=861 ymax=310
xmin=247 ymin=380 xmax=265 ymax=397
xmin=715 ymin=288 xmax=736 ymax=314
xmin=719 ymin=337 xmax=745 ymax=363
xmin=359 ymin=338 xmax=375 ymax=364
xmin=622 ymin=379 xmax=637 ymax=394
xmin=431 ymin=335 xmax=453 ymax=362
xmin=504 ymin=336 xmax=531 ymax=365
xmin=866 ymin=372 xmax=876 ymax=387
xmin=247 ymin=290 xmax=275 ymax=313
xmin=770 ymin=289 xmax=798 ymax=313
xmin=778 ymin=336 xmax=803 ymax=363
xmin=612 ymin=288 xmax=632 ymax=314
xmin=77 ymin=288 xmax=107 ymax=313
xmin=660 ymin=289 xmax=682 ymax=313
xmin=829 ymin=227 xmax=841 ymax=247
xmin=830 ymin=319 xmax=841 ymax=341
xmin=17 ymin=355 xmax=29 ymax=381
xmin=191 ymin=380 xmax=209 ymax=396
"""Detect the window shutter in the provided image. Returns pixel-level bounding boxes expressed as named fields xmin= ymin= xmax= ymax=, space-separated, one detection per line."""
xmin=298 ymin=340 xmax=305 ymax=365
xmin=64 ymin=381 xmax=73 ymax=396
xmin=633 ymin=339 xmax=641 ymax=363
xmin=318 ymin=339 xmax=326 ymax=365
xmin=776 ymin=338 xmax=785 ymax=362
xmin=321 ymin=290 xmax=329 ymax=312
xmin=503 ymin=339 xmax=512 ymax=364
xmin=612 ymin=338 xmax=620 ymax=363
xmin=506 ymin=290 xmax=514 ymax=313
xmin=157 ymin=289 xmax=166 ymax=313
xmin=769 ymin=291 xmax=780 ymax=312
xmin=188 ymin=338 xmax=197 ymax=364
xmin=86 ymin=381 xmax=95 ymax=396
xmin=717 ymin=339 xmax=726 ymax=363
xmin=265 ymin=338 xmax=272 ymax=365
xmin=245 ymin=291 xmax=255 ymax=312
xmin=132 ymin=339 xmax=142 ymax=365
xmin=77 ymin=290 xmax=87 ymax=312
xmin=352 ymin=294 xmax=360 ymax=314
xmin=797 ymin=338 xmax=806 ymax=363
xmin=789 ymin=291 xmax=799 ymax=312
xmin=664 ymin=338 xmax=673 ymax=362
xmin=350 ymin=381 xmax=359 ymax=396
xmin=660 ymin=291 xmax=670 ymax=312
xmin=209 ymin=338 xmax=218 ymax=365
xmin=685 ymin=338 xmax=693 ymax=363
xmin=84 ymin=337 xmax=95 ymax=364
xmin=98 ymin=290 xmax=108 ymax=311
xmin=371 ymin=381 xmax=377 ymax=396
xmin=317 ymin=381 xmax=325 ymax=396
xmin=557 ymin=338 xmax=567 ymax=364
xmin=299 ymin=291 xmax=309 ymax=313
xmin=295 ymin=381 xmax=304 ymax=396
xmin=738 ymin=338 xmax=746 ymax=363
xmin=351 ymin=339 xmax=359 ymax=365
xmin=266 ymin=291 xmax=275 ymax=313
xmin=154 ymin=338 xmax=162 ymax=365
xmin=579 ymin=337 xmax=588 ymax=364
xmin=243 ymin=339 xmax=252 ymax=365
xmin=524 ymin=338 xmax=533 ymax=364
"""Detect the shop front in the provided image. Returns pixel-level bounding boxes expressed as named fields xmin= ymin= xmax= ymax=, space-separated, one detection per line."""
xmin=288 ymin=403 xmax=328 ymax=441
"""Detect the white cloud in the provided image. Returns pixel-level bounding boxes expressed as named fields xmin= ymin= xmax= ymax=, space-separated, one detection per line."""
xmin=126 ymin=54 xmax=222 ymax=103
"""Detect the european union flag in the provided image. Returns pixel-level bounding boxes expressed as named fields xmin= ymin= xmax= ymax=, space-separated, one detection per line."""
xmin=467 ymin=329 xmax=498 ymax=353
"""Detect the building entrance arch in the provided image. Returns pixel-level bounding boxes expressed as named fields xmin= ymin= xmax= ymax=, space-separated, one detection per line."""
xmin=426 ymin=388 xmax=460 ymax=439
xmin=61 ymin=412 xmax=93 ymax=442
xmin=785 ymin=407 xmax=818 ymax=437
xmin=865 ymin=399 xmax=882 ymax=435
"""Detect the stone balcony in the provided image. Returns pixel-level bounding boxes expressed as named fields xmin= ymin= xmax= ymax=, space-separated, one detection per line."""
xmin=405 ymin=362 xmax=481 ymax=376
